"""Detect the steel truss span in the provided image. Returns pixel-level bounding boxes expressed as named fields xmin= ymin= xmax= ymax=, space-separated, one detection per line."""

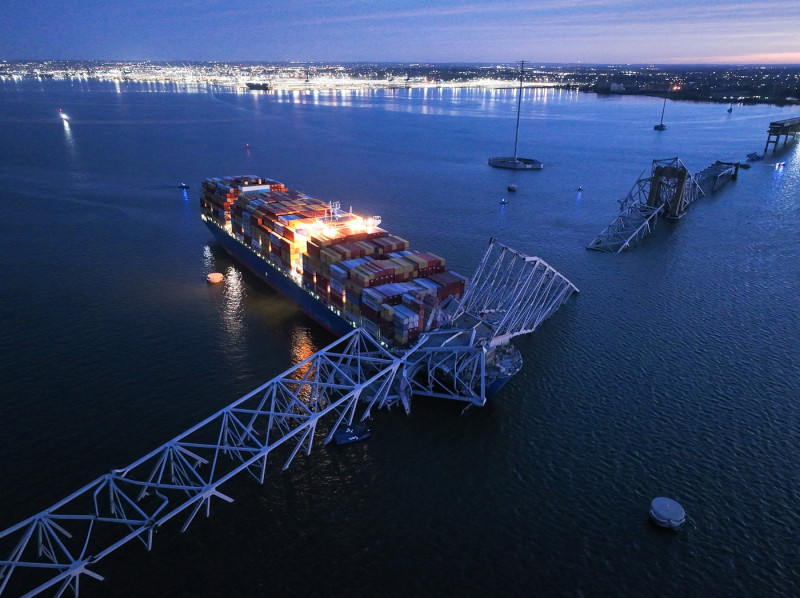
xmin=587 ymin=157 xmax=739 ymax=253
xmin=0 ymin=241 xmax=578 ymax=597
xmin=454 ymin=239 xmax=579 ymax=345
xmin=0 ymin=329 xmax=404 ymax=597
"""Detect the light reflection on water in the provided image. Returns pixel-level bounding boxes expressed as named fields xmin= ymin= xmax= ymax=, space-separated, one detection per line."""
xmin=290 ymin=326 xmax=318 ymax=366
xmin=221 ymin=266 xmax=244 ymax=343
xmin=62 ymin=118 xmax=76 ymax=158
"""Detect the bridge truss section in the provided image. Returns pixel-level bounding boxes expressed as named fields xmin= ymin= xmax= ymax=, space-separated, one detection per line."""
xmin=453 ymin=239 xmax=579 ymax=345
xmin=587 ymin=157 xmax=703 ymax=253
xmin=694 ymin=161 xmax=739 ymax=196
xmin=0 ymin=328 xmax=404 ymax=598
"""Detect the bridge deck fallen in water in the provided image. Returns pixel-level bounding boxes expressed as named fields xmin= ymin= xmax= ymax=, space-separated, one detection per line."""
xmin=587 ymin=157 xmax=740 ymax=253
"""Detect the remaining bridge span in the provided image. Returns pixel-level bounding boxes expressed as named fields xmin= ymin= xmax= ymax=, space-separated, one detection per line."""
xmin=763 ymin=116 xmax=800 ymax=154
xmin=0 ymin=240 xmax=578 ymax=597
xmin=587 ymin=157 xmax=739 ymax=253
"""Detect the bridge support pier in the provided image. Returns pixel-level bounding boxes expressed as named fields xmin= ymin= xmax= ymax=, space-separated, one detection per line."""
xmin=764 ymin=117 xmax=800 ymax=154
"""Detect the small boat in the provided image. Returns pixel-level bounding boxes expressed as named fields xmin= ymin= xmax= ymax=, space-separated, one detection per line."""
xmin=500 ymin=198 xmax=509 ymax=205
xmin=206 ymin=272 xmax=224 ymax=284
xmin=333 ymin=422 xmax=371 ymax=445
xmin=654 ymin=98 xmax=667 ymax=131
xmin=507 ymin=184 xmax=517 ymax=192
xmin=178 ymin=182 xmax=190 ymax=189
xmin=727 ymin=102 xmax=733 ymax=113
xmin=747 ymin=152 xmax=763 ymax=162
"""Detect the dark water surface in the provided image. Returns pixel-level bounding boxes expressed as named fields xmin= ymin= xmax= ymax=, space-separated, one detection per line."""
xmin=1 ymin=79 xmax=799 ymax=597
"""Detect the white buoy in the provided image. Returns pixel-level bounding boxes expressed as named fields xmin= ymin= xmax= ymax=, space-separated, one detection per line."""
xmin=206 ymin=272 xmax=224 ymax=284
xmin=649 ymin=497 xmax=685 ymax=529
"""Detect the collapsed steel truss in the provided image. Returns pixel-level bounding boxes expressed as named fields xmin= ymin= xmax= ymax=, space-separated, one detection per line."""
xmin=588 ymin=157 xmax=740 ymax=253
xmin=588 ymin=157 xmax=702 ymax=253
xmin=0 ymin=241 xmax=578 ymax=597
xmin=0 ymin=329 xmax=402 ymax=598
xmin=455 ymin=239 xmax=579 ymax=345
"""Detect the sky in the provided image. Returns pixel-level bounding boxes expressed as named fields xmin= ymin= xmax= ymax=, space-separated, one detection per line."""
xmin=2 ymin=0 xmax=799 ymax=65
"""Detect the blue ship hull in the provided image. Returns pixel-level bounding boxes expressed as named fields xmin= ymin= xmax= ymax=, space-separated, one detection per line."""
xmin=205 ymin=221 xmax=355 ymax=337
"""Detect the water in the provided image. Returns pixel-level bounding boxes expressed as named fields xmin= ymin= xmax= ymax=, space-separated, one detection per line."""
xmin=1 ymin=79 xmax=799 ymax=597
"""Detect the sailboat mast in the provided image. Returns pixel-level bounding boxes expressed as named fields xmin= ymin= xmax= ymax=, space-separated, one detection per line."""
xmin=513 ymin=60 xmax=524 ymax=160
xmin=660 ymin=97 xmax=666 ymax=125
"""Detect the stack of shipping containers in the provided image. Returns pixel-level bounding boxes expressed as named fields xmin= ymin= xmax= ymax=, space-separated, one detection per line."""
xmin=201 ymin=176 xmax=467 ymax=347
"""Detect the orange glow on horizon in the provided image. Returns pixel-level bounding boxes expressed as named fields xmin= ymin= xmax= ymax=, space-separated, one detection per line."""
xmin=690 ymin=52 xmax=800 ymax=64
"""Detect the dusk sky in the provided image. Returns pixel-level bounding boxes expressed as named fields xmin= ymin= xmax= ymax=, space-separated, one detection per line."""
xmin=3 ymin=0 xmax=799 ymax=65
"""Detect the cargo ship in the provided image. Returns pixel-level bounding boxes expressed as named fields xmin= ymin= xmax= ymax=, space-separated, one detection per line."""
xmin=200 ymin=175 xmax=579 ymax=402
xmin=200 ymin=175 xmax=468 ymax=350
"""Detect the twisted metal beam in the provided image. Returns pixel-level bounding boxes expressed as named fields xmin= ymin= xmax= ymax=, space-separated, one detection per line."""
xmin=588 ymin=157 xmax=706 ymax=253
xmin=0 ymin=240 xmax=580 ymax=597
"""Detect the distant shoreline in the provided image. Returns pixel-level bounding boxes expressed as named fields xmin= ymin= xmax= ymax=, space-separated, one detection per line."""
xmin=4 ymin=61 xmax=799 ymax=108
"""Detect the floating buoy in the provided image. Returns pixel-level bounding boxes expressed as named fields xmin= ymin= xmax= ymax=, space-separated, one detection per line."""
xmin=649 ymin=497 xmax=685 ymax=529
xmin=207 ymin=272 xmax=224 ymax=284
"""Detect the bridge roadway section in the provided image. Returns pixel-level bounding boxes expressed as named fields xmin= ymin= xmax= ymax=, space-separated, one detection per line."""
xmin=763 ymin=116 xmax=800 ymax=155
xmin=0 ymin=240 xmax=578 ymax=597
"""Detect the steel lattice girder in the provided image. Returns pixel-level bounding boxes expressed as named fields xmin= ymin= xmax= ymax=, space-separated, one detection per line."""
xmin=588 ymin=157 xmax=705 ymax=252
xmin=0 ymin=328 xmax=401 ymax=598
xmin=456 ymin=240 xmax=578 ymax=341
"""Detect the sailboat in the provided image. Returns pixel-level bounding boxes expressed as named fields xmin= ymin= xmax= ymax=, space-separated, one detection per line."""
xmin=727 ymin=102 xmax=733 ymax=113
xmin=654 ymin=97 xmax=667 ymax=131
xmin=489 ymin=61 xmax=543 ymax=170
